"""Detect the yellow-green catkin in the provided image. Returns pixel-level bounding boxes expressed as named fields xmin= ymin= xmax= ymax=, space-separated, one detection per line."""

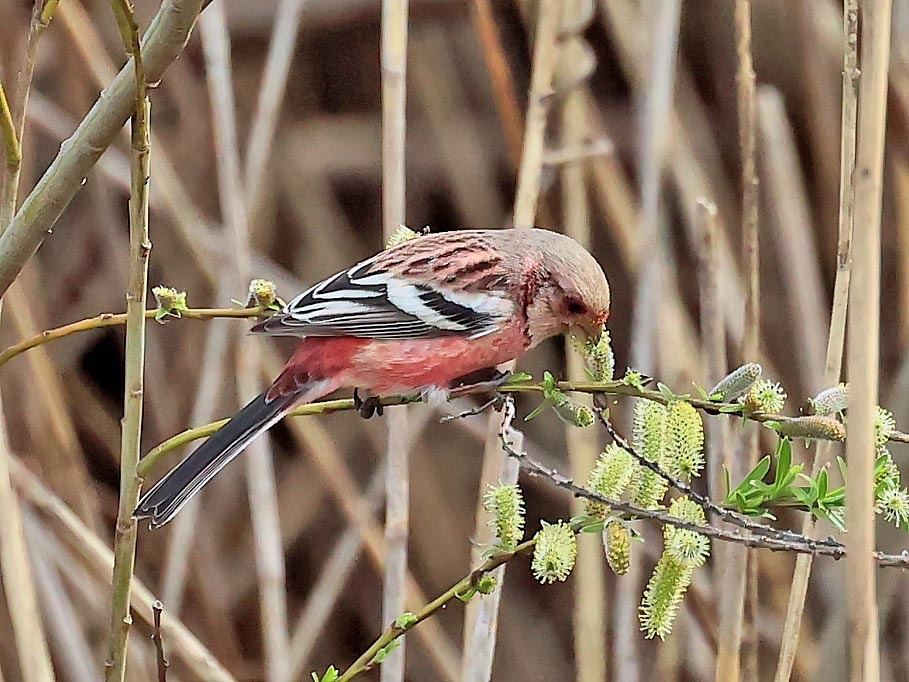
xmin=531 ymin=521 xmax=578 ymax=584
xmin=874 ymin=406 xmax=896 ymax=446
xmin=639 ymin=497 xmax=708 ymax=639
xmin=385 ymin=224 xmax=422 ymax=249
xmin=152 ymin=285 xmax=188 ymax=319
xmin=549 ymin=392 xmax=595 ymax=427
xmin=775 ymin=416 xmax=846 ymax=442
xmin=603 ymin=519 xmax=631 ymax=575
xmin=808 ymin=384 xmax=849 ymax=416
xmin=583 ymin=329 xmax=616 ymax=382
xmin=661 ymin=402 xmax=705 ymax=482
xmin=743 ymin=379 xmax=787 ymax=414
xmin=484 ymin=484 xmax=525 ymax=551
xmin=584 ymin=444 xmax=635 ymax=517
xmin=629 ymin=399 xmax=668 ymax=508
xmin=709 ymin=362 xmax=762 ymax=401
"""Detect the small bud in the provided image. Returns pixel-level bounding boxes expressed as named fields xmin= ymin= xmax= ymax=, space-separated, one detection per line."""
xmin=774 ymin=416 xmax=846 ymax=442
xmin=874 ymin=406 xmax=896 ymax=446
xmin=603 ymin=519 xmax=631 ymax=575
xmin=876 ymin=447 xmax=901 ymax=490
xmin=584 ymin=444 xmax=635 ymax=517
xmin=581 ymin=329 xmax=616 ymax=382
xmin=484 ymin=484 xmax=525 ymax=550
xmin=550 ymin=395 xmax=595 ymax=427
xmin=475 ymin=574 xmax=497 ymax=594
xmin=622 ymin=369 xmax=646 ymax=390
xmin=246 ymin=278 xmax=278 ymax=309
xmin=661 ymin=402 xmax=705 ymax=481
xmin=744 ymin=379 xmax=787 ymax=414
xmin=808 ymin=384 xmax=849 ymax=416
xmin=385 ymin=224 xmax=423 ymax=249
xmin=531 ymin=521 xmax=578 ymax=584
xmin=152 ymin=285 xmax=188 ymax=321
xmin=709 ymin=363 xmax=762 ymax=401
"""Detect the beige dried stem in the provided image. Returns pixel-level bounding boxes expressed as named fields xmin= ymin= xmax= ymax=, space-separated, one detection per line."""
xmin=200 ymin=5 xmax=291 ymax=680
xmin=846 ymin=0 xmax=892 ymax=679
xmin=556 ymin=2 xmax=606 ymax=680
xmin=715 ymin=2 xmax=759 ymax=681
xmin=379 ymin=1 xmax=411 ymax=681
xmin=773 ymin=2 xmax=858 ymax=679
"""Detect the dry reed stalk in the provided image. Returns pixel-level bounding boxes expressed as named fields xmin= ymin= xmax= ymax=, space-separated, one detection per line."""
xmin=10 ymin=457 xmax=237 ymax=682
xmin=0 ymin=0 xmax=206 ymax=298
xmin=557 ymin=2 xmax=605 ymax=678
xmin=773 ymin=6 xmax=858 ymax=672
xmin=287 ymin=467 xmax=387 ymax=678
xmin=846 ymin=0 xmax=892 ymax=679
xmin=715 ymin=3 xmax=759 ymax=680
xmin=379 ymin=2 xmax=411 ymax=681
xmin=244 ymin=0 xmax=310 ymax=222
xmin=104 ymin=0 xmax=150 ymax=675
xmin=467 ymin=0 xmax=524 ymax=168
xmin=695 ymin=199 xmax=728 ymax=507
xmin=200 ymin=5 xmax=291 ymax=680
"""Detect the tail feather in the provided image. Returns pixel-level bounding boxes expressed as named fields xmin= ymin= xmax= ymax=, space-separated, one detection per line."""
xmin=135 ymin=391 xmax=298 ymax=528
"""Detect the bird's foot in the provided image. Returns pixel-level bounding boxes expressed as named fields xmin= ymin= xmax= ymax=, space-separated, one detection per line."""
xmin=353 ymin=388 xmax=384 ymax=419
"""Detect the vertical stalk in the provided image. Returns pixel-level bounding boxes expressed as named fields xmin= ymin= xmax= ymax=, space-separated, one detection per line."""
xmin=380 ymin=2 xmax=410 ymax=681
xmin=716 ymin=2 xmax=759 ymax=681
xmin=104 ymin=2 xmax=149 ymax=679
xmin=773 ymin=2 xmax=858 ymax=679
xmin=846 ymin=0 xmax=891 ymax=679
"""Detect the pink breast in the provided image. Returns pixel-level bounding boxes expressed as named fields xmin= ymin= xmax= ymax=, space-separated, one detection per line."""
xmin=345 ymin=321 xmax=530 ymax=393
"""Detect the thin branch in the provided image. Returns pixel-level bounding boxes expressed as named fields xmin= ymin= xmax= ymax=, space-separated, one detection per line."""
xmin=0 ymin=0 xmax=206 ymax=298
xmin=104 ymin=0 xmax=150 ymax=674
xmin=0 ymin=81 xmax=20 ymax=172
xmin=0 ymin=305 xmax=269 ymax=369
xmin=773 ymin=2 xmax=859 ymax=679
xmin=152 ymin=601 xmax=169 ymax=682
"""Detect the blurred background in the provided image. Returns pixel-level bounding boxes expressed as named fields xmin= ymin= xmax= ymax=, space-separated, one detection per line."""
xmin=1 ymin=0 xmax=909 ymax=680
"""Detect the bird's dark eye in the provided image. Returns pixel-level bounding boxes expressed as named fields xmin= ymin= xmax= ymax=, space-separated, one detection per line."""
xmin=565 ymin=298 xmax=587 ymax=315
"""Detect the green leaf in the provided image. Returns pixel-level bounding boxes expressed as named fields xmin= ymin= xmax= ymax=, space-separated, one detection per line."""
xmin=311 ymin=666 xmax=339 ymax=682
xmin=524 ymin=398 xmax=552 ymax=422
xmin=657 ymin=382 xmax=675 ymax=400
xmin=372 ymin=639 xmax=402 ymax=665
xmin=719 ymin=403 xmax=746 ymax=414
xmin=505 ymin=371 xmax=533 ymax=385
xmin=581 ymin=520 xmax=606 ymax=534
xmin=394 ymin=612 xmax=418 ymax=629
xmin=693 ymin=383 xmax=710 ymax=399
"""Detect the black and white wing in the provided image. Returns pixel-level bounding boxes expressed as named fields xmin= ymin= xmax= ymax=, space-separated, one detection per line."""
xmin=252 ymin=256 xmax=514 ymax=340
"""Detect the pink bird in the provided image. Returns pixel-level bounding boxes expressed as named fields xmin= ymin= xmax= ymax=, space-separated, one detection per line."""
xmin=135 ymin=228 xmax=610 ymax=528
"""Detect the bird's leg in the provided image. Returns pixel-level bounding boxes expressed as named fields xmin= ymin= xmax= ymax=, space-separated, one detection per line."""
xmin=353 ymin=388 xmax=384 ymax=419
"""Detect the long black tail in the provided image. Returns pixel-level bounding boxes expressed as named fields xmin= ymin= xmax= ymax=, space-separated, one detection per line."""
xmin=135 ymin=391 xmax=298 ymax=529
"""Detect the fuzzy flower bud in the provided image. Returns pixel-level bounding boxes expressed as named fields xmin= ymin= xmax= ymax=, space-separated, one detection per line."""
xmin=531 ymin=521 xmax=578 ymax=584
xmin=639 ymin=497 xmax=708 ymax=639
xmin=584 ymin=444 xmax=635 ymax=517
xmin=744 ymin=379 xmax=787 ymax=414
xmin=808 ymin=384 xmax=849 ymax=416
xmin=385 ymin=224 xmax=423 ymax=249
xmin=152 ymin=286 xmax=188 ymax=321
xmin=474 ymin=574 xmax=497 ymax=595
xmin=876 ymin=486 xmax=909 ymax=530
xmin=774 ymin=416 xmax=846 ymax=442
xmin=874 ymin=406 xmax=896 ymax=446
xmin=484 ymin=484 xmax=525 ymax=550
xmin=246 ymin=278 xmax=278 ymax=309
xmin=709 ymin=363 xmax=762 ymax=401
xmin=661 ymin=402 xmax=705 ymax=482
xmin=629 ymin=399 xmax=668 ymax=508
xmin=603 ymin=519 xmax=631 ymax=575
xmin=580 ymin=329 xmax=616 ymax=382
xmin=876 ymin=447 xmax=901 ymax=490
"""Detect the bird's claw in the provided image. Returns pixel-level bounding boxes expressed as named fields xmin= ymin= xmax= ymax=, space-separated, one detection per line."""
xmin=353 ymin=388 xmax=384 ymax=419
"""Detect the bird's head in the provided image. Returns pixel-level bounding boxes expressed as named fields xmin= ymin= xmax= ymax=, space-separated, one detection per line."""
xmin=523 ymin=231 xmax=611 ymax=347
